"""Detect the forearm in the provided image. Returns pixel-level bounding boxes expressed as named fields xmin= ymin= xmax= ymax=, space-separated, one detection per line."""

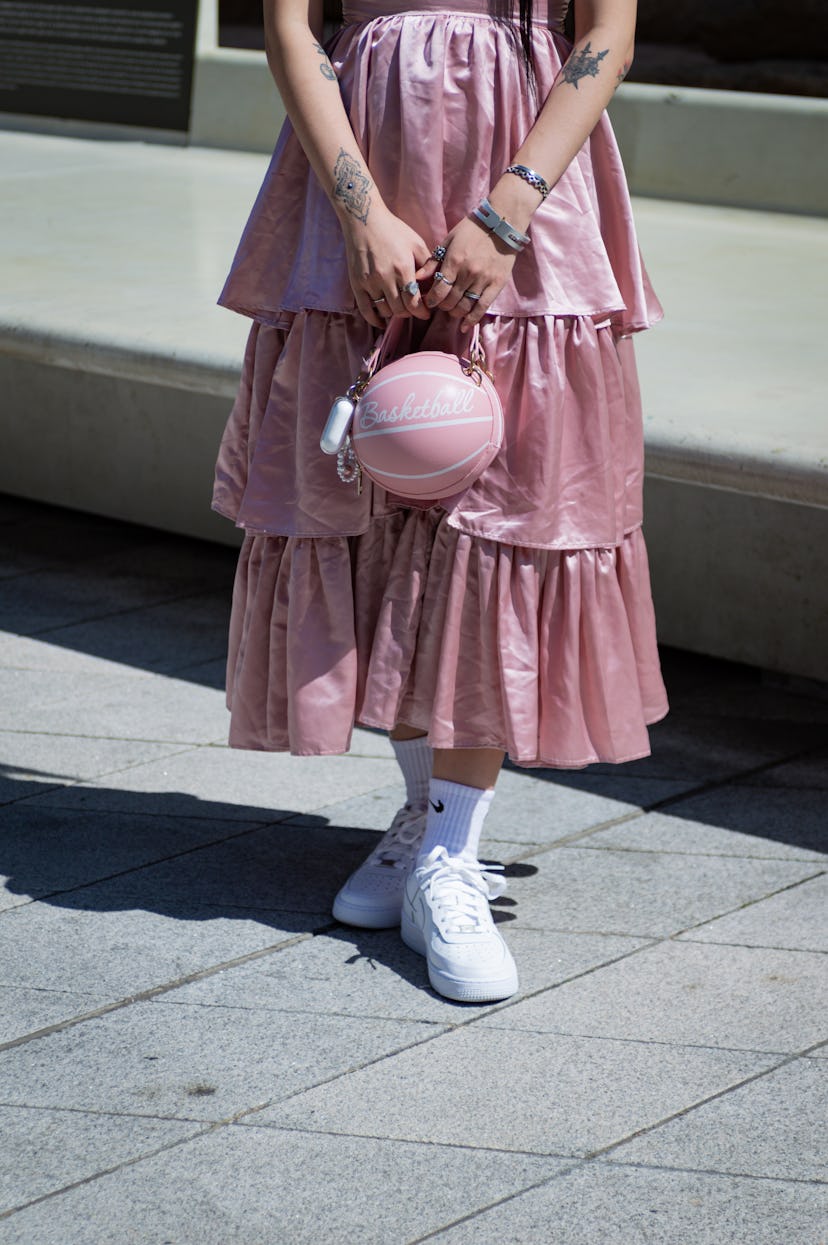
xmin=264 ymin=7 xmax=381 ymax=228
xmin=488 ymin=19 xmax=635 ymax=230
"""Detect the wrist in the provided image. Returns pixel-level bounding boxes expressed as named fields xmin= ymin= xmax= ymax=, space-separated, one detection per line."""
xmin=486 ymin=174 xmax=543 ymax=233
xmin=333 ymin=187 xmax=387 ymax=233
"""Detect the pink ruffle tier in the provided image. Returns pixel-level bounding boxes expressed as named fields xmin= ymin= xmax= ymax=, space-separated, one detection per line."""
xmin=213 ymin=0 xmax=669 ymax=766
xmin=228 ymin=512 xmax=666 ymax=767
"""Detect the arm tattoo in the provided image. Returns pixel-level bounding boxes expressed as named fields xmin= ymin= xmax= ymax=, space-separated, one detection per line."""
xmin=313 ymin=41 xmax=336 ymax=81
xmin=333 ymin=149 xmax=371 ymax=223
xmin=615 ymin=60 xmax=631 ymax=89
xmin=561 ymin=40 xmax=609 ymax=89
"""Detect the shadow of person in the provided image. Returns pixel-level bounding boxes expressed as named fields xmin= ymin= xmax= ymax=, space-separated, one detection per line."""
xmin=0 ymin=767 xmax=534 ymax=1001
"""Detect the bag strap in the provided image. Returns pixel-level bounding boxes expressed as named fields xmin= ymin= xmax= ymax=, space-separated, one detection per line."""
xmin=360 ymin=317 xmax=487 ymax=378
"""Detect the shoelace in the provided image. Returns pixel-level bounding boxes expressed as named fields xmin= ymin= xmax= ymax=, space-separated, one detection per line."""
xmin=418 ymin=848 xmax=507 ymax=934
xmin=368 ymin=803 xmax=427 ymax=870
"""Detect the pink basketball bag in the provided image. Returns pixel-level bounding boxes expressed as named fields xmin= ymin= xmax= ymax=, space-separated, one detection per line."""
xmin=321 ymin=319 xmax=503 ymax=502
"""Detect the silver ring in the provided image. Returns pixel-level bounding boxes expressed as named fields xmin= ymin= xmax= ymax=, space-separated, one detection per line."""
xmin=462 ymin=290 xmax=482 ymax=302
xmin=431 ymin=244 xmax=447 ymax=262
xmin=371 ymin=295 xmax=387 ymax=305
xmin=433 ymin=271 xmax=454 ymax=286
xmin=400 ymin=280 xmax=419 ymax=297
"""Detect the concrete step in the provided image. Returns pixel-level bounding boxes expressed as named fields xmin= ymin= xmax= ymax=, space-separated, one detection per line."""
xmin=0 ymin=130 xmax=826 ymax=679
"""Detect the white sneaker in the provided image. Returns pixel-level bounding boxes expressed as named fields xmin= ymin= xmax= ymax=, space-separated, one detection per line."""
xmin=401 ymin=847 xmax=519 ymax=1002
xmin=332 ymin=803 xmax=427 ymax=929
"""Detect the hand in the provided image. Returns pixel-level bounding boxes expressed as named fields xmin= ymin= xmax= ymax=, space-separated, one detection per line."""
xmin=341 ymin=205 xmax=432 ymax=329
xmin=415 ymin=216 xmax=519 ymax=330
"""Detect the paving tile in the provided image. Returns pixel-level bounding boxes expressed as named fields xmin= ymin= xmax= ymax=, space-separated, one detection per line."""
xmin=41 ymin=821 xmax=399 ymax=919
xmin=0 ymin=987 xmax=112 ymax=1046
xmin=667 ymin=678 xmax=828 ymax=725
xmin=583 ymin=713 xmax=828 ymax=782
xmin=166 ymin=655 xmax=226 ymax=690
xmin=479 ymin=941 xmax=828 ymax=1053
xmin=0 ymin=901 xmax=323 ymax=998
xmin=0 ymin=1125 xmax=564 ymax=1245
xmin=30 ymin=746 xmax=399 ymax=820
xmin=464 ymin=767 xmax=678 ymax=845
xmin=0 ymin=495 xmax=151 ymax=581
xmin=18 ymin=590 xmax=231 ymax=678
xmin=0 ymin=804 xmax=267 ymax=911
xmin=0 ymin=668 xmax=231 ymax=743
xmin=737 ymin=747 xmax=828 ymax=789
xmin=259 ymin=1028 xmax=773 ymax=1156
xmin=0 ymin=633 xmax=151 ymax=677
xmin=282 ymin=771 xmax=668 ymax=850
xmin=156 ymin=928 xmax=649 ymax=1025
xmin=522 ymin=768 xmax=699 ymax=811
xmin=87 ymin=536 xmax=235 ymax=588
xmin=679 ymin=873 xmax=828 ymax=953
xmin=0 ymin=1001 xmax=436 ymax=1121
xmin=427 ymin=1161 xmax=828 ymax=1245
xmin=511 ymin=846 xmax=818 ymax=938
xmin=583 ymin=799 xmax=828 ymax=861
xmin=346 ymin=726 xmax=396 ymax=760
xmin=0 ymin=563 xmax=218 ymax=637
xmin=0 ymin=1105 xmax=203 ymax=1214
xmin=609 ymin=1058 xmax=828 ymax=1181
xmin=0 ymin=731 xmax=184 ymax=805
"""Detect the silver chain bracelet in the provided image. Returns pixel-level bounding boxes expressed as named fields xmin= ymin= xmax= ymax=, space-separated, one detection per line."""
xmin=505 ymin=164 xmax=551 ymax=200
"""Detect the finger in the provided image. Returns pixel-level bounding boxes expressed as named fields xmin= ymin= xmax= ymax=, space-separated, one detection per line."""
xmin=415 ymin=242 xmax=447 ymax=281
xmin=460 ymin=286 xmax=494 ymax=330
xmin=436 ymin=273 xmax=479 ymax=316
xmin=424 ymin=268 xmax=459 ymax=311
xmin=445 ymin=280 xmax=487 ymax=319
xmin=355 ymin=292 xmax=385 ymax=329
xmin=399 ymin=280 xmax=430 ymax=321
xmin=361 ymin=292 xmax=391 ymax=327
xmin=381 ymin=283 xmax=408 ymax=318
xmin=414 ymin=257 xmax=438 ymax=281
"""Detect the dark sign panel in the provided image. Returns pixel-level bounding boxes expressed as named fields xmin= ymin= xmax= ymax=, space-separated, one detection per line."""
xmin=0 ymin=0 xmax=199 ymax=131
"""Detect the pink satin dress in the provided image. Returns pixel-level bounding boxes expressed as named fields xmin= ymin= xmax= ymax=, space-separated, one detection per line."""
xmin=212 ymin=0 xmax=670 ymax=767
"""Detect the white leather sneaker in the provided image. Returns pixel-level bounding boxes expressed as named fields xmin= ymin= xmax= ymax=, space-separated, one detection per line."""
xmin=332 ymin=803 xmax=427 ymax=929
xmin=401 ymin=846 xmax=519 ymax=1002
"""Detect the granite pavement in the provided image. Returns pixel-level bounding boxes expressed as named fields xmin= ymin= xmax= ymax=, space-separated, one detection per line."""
xmin=0 ymin=494 xmax=825 ymax=1244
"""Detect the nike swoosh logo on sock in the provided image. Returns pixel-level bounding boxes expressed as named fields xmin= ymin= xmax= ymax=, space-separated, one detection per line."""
xmin=429 ymin=799 xmax=445 ymax=813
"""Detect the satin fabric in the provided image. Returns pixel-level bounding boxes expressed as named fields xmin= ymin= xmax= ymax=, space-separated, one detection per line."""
xmin=227 ymin=512 xmax=667 ymax=767
xmin=217 ymin=0 xmax=663 ymax=329
xmin=212 ymin=312 xmax=645 ymax=548
xmin=213 ymin=0 xmax=670 ymax=764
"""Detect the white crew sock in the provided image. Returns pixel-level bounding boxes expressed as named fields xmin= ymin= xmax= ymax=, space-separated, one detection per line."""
xmin=390 ymin=735 xmax=433 ymax=808
xmin=419 ymin=777 xmax=495 ymax=863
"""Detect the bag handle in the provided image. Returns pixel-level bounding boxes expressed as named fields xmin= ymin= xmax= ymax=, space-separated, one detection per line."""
xmin=360 ymin=317 xmax=486 ymax=381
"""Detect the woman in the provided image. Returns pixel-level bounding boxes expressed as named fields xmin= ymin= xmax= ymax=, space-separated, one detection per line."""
xmin=213 ymin=0 xmax=668 ymax=1003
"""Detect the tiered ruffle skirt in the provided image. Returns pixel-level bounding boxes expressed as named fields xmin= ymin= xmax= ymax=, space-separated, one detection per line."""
xmin=212 ymin=0 xmax=669 ymax=767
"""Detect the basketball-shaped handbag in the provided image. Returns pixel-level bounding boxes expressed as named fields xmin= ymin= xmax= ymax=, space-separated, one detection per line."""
xmin=320 ymin=320 xmax=503 ymax=502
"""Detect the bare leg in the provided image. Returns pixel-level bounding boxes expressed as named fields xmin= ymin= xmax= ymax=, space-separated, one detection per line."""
xmin=390 ymin=723 xmax=427 ymax=741
xmin=433 ymin=746 xmax=505 ymax=790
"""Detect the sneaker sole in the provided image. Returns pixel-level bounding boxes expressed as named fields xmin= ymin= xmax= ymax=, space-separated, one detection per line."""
xmin=332 ymin=891 xmax=402 ymax=930
xmin=401 ymin=911 xmax=519 ymax=1003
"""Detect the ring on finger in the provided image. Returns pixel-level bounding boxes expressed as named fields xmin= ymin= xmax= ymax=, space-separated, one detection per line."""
xmin=431 ymin=244 xmax=447 ymax=262
xmin=433 ymin=271 xmax=454 ymax=286
xmin=399 ymin=280 xmax=420 ymax=297
xmin=371 ymin=295 xmax=388 ymax=305
xmin=462 ymin=290 xmax=482 ymax=302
